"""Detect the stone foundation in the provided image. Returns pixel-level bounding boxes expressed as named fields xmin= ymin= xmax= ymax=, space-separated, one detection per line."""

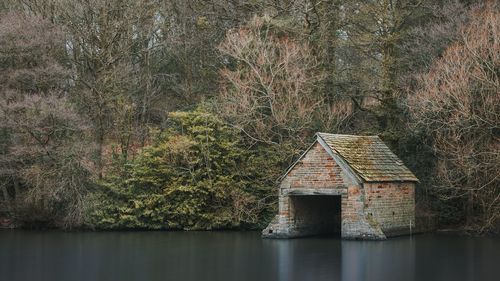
xmin=262 ymin=192 xmax=386 ymax=240
xmin=262 ymin=181 xmax=414 ymax=240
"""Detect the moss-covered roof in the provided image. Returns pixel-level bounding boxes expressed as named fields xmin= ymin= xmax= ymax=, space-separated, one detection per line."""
xmin=317 ymin=133 xmax=418 ymax=182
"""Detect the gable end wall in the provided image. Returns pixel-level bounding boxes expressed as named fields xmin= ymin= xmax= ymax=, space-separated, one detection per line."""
xmin=285 ymin=142 xmax=347 ymax=188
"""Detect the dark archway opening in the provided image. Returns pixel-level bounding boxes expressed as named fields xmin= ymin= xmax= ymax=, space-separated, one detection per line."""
xmin=290 ymin=195 xmax=341 ymax=237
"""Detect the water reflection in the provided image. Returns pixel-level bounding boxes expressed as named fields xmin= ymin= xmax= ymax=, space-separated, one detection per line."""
xmin=265 ymin=237 xmax=342 ymax=281
xmin=341 ymin=237 xmax=416 ymax=281
xmin=0 ymin=231 xmax=498 ymax=281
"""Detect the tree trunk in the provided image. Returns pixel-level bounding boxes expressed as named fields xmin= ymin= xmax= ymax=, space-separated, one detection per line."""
xmin=1 ymin=183 xmax=10 ymax=202
xmin=466 ymin=190 xmax=474 ymax=226
xmin=96 ymin=128 xmax=104 ymax=180
xmin=13 ymin=178 xmax=20 ymax=198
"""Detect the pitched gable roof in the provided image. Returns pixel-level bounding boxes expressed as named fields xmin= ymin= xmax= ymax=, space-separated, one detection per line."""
xmin=316 ymin=133 xmax=418 ymax=182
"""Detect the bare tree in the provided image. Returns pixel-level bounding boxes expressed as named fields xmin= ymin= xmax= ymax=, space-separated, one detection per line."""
xmin=0 ymin=12 xmax=92 ymax=228
xmin=409 ymin=3 xmax=500 ymax=233
xmin=218 ymin=15 xmax=351 ymax=146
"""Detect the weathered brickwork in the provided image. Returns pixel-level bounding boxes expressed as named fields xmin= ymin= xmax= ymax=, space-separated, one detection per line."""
xmin=340 ymin=185 xmax=386 ymax=240
xmin=287 ymin=143 xmax=346 ymax=189
xmin=263 ymin=133 xmax=417 ymax=240
xmin=263 ymin=142 xmax=385 ymax=239
xmin=364 ymin=182 xmax=415 ymax=236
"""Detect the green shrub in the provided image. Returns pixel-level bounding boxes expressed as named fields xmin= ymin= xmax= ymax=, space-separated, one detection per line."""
xmin=86 ymin=107 xmax=284 ymax=230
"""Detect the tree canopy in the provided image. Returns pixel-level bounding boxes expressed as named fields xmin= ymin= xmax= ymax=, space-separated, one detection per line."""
xmin=0 ymin=0 xmax=497 ymax=234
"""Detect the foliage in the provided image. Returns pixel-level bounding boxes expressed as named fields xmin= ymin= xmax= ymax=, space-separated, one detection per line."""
xmin=218 ymin=14 xmax=352 ymax=146
xmin=0 ymin=12 xmax=93 ymax=228
xmin=409 ymin=3 xmax=499 ymax=233
xmin=87 ymin=107 xmax=285 ymax=230
xmin=1 ymin=0 xmax=496 ymax=234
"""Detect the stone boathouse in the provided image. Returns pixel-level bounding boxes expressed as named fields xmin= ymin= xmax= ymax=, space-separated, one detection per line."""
xmin=262 ymin=133 xmax=418 ymax=240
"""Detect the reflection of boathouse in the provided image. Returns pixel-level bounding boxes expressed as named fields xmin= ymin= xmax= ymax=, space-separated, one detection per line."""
xmin=263 ymin=133 xmax=418 ymax=240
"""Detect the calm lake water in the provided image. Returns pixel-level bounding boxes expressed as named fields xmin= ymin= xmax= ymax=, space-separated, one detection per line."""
xmin=0 ymin=230 xmax=498 ymax=281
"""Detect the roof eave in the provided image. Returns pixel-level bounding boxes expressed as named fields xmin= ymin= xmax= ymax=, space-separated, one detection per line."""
xmin=363 ymin=178 xmax=420 ymax=183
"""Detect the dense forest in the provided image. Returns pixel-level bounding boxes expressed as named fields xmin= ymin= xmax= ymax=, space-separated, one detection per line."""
xmin=0 ymin=0 xmax=498 ymax=234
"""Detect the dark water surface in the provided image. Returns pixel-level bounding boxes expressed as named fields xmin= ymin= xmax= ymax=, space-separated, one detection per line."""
xmin=1 ymin=230 xmax=498 ymax=281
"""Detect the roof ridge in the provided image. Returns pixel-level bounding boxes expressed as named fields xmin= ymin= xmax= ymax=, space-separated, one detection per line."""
xmin=316 ymin=132 xmax=379 ymax=138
